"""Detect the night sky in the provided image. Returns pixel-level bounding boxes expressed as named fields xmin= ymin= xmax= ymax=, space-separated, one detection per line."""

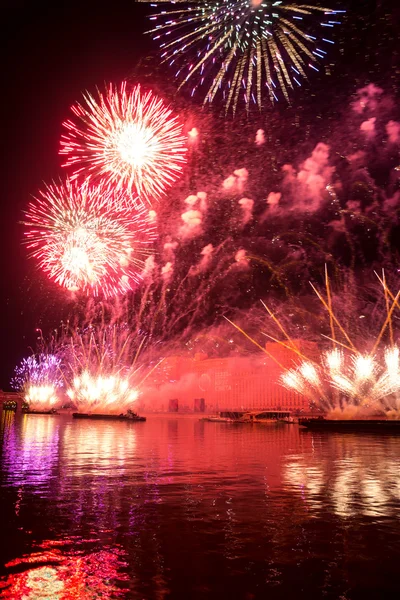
xmin=1 ymin=0 xmax=399 ymax=389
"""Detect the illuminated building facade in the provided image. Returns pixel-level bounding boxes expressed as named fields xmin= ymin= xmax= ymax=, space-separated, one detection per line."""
xmin=140 ymin=342 xmax=319 ymax=413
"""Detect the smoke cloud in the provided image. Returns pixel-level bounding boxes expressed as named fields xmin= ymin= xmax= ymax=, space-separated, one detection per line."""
xmin=255 ymin=129 xmax=265 ymax=146
xmin=161 ymin=261 xmax=173 ymax=283
xmin=184 ymin=194 xmax=198 ymax=207
xmin=233 ymin=249 xmax=250 ymax=271
xmin=163 ymin=239 xmax=179 ymax=261
xmin=360 ymin=117 xmax=376 ymax=139
xmin=197 ymin=191 xmax=208 ymax=212
xmin=188 ymin=127 xmax=199 ymax=143
xmin=238 ymin=197 xmax=254 ymax=226
xmin=352 ymin=84 xmax=384 ymax=114
xmin=142 ymin=256 xmax=156 ymax=282
xmin=148 ymin=209 xmax=157 ymax=223
xmin=180 ymin=209 xmax=203 ymax=239
xmin=281 ymin=143 xmax=334 ymax=213
xmin=222 ymin=168 xmax=249 ymax=193
xmin=189 ymin=244 xmax=214 ymax=276
xmin=179 ymin=192 xmax=208 ymax=239
xmin=386 ymin=121 xmax=400 ymax=144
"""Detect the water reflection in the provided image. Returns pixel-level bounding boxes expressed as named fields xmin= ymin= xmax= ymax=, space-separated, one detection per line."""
xmin=284 ymin=434 xmax=400 ymax=517
xmin=62 ymin=421 xmax=137 ymax=475
xmin=0 ymin=413 xmax=60 ymax=489
xmin=1 ymin=416 xmax=400 ymax=598
xmin=0 ymin=540 xmax=129 ymax=599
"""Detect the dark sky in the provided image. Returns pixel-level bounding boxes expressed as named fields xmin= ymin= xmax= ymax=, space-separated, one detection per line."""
xmin=1 ymin=0 xmax=399 ymax=389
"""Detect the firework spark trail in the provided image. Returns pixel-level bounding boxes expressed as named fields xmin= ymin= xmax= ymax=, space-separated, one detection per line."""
xmin=155 ymin=241 xmax=232 ymax=337
xmin=163 ymin=248 xmax=242 ymax=340
xmin=148 ymin=1 xmax=344 ymax=112
xmin=60 ymin=82 xmax=187 ymax=201
xmin=115 ymin=237 xmax=239 ymax=352
xmin=23 ymin=179 xmax=156 ymax=298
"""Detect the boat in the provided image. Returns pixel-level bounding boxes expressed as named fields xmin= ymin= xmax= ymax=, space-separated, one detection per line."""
xmin=200 ymin=416 xmax=237 ymax=423
xmin=72 ymin=412 xmax=146 ymax=422
xmin=299 ymin=417 xmax=400 ymax=433
xmin=201 ymin=411 xmax=292 ymax=424
xmin=236 ymin=411 xmax=291 ymax=423
xmin=278 ymin=416 xmax=298 ymax=424
xmin=24 ymin=410 xmax=59 ymax=415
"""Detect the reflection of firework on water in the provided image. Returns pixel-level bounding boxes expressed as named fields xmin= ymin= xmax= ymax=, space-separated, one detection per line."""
xmin=2 ymin=543 xmax=129 ymax=599
xmin=60 ymin=82 xmax=187 ymax=200
xmin=1 ymin=416 xmax=60 ymax=488
xmin=284 ymin=436 xmax=400 ymax=518
xmin=280 ymin=347 xmax=400 ymax=415
xmin=63 ymin=418 xmax=137 ymax=475
xmin=148 ymin=1 xmax=344 ymax=112
xmin=11 ymin=354 xmax=63 ymax=391
xmin=23 ymin=179 xmax=156 ymax=297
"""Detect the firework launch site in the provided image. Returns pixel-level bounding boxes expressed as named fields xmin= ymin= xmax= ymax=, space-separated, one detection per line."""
xmin=1 ymin=1 xmax=400 ymax=599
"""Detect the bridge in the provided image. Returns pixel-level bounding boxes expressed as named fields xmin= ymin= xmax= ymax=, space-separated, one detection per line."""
xmin=0 ymin=391 xmax=24 ymax=415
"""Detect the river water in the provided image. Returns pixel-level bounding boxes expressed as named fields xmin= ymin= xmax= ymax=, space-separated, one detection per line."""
xmin=0 ymin=412 xmax=399 ymax=599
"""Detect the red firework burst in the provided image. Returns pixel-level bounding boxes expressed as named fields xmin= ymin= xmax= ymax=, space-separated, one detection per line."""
xmin=60 ymin=82 xmax=187 ymax=202
xmin=23 ymin=179 xmax=156 ymax=297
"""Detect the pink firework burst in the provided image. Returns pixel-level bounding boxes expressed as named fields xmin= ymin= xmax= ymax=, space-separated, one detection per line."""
xmin=60 ymin=82 xmax=187 ymax=202
xmin=23 ymin=179 xmax=156 ymax=297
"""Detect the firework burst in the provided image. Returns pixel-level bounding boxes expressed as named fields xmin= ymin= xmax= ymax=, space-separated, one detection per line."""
xmin=60 ymin=82 xmax=187 ymax=200
xmin=148 ymin=1 xmax=344 ymax=113
xmin=280 ymin=347 xmax=400 ymax=416
xmin=67 ymin=372 xmax=139 ymax=414
xmin=23 ymin=179 xmax=156 ymax=297
xmin=62 ymin=323 xmax=159 ymax=414
xmin=25 ymin=384 xmax=60 ymax=412
xmin=11 ymin=354 xmax=63 ymax=391
xmin=11 ymin=353 xmax=64 ymax=411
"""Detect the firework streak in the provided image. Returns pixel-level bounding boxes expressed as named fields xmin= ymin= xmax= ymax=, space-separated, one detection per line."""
xmin=148 ymin=1 xmax=344 ymax=112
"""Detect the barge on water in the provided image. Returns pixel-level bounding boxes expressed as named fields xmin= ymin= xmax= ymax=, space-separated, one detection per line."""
xmin=72 ymin=412 xmax=146 ymax=422
xmin=299 ymin=417 xmax=400 ymax=433
xmin=201 ymin=410 xmax=293 ymax=424
xmin=24 ymin=410 xmax=59 ymax=415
